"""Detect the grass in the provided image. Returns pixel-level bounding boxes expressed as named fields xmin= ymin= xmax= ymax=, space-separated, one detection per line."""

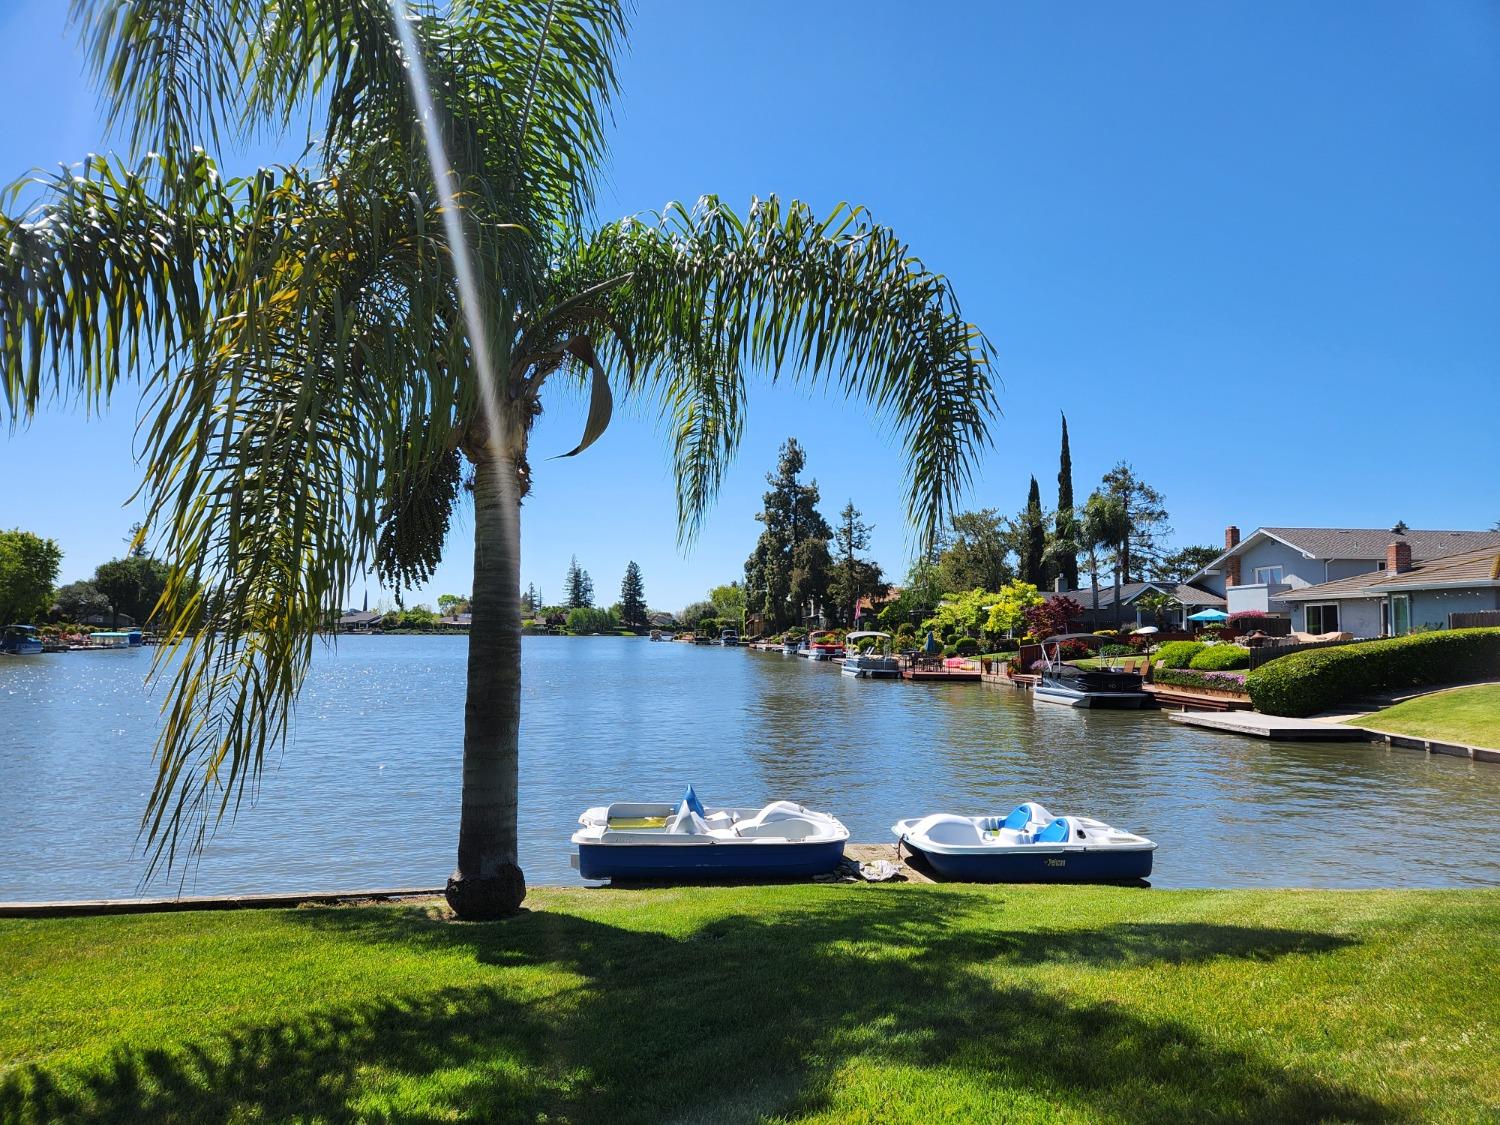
xmin=1 ymin=885 xmax=1497 ymax=1122
xmin=1349 ymin=683 xmax=1500 ymax=748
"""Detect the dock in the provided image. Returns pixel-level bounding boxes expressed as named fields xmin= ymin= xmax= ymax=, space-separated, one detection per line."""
xmin=1169 ymin=712 xmax=1366 ymax=741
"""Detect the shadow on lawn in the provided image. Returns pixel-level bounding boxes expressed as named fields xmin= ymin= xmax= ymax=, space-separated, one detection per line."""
xmin=1 ymin=892 xmax=1399 ymax=1124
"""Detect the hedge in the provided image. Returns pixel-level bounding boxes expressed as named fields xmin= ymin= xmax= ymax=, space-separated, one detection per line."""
xmin=1245 ymin=628 xmax=1500 ymax=717
xmin=953 ymin=637 xmax=980 ymax=656
xmin=1154 ymin=641 xmax=1205 ymax=669
xmin=1189 ymin=645 xmax=1249 ymax=671
xmin=1152 ymin=668 xmax=1249 ymax=695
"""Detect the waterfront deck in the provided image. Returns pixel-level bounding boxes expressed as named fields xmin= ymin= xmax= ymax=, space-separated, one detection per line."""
xmin=1169 ymin=711 xmax=1367 ymax=741
xmin=902 ymin=664 xmax=981 ymax=683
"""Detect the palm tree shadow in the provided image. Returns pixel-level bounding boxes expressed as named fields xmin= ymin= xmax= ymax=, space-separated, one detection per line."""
xmin=2 ymin=892 xmax=1402 ymax=1123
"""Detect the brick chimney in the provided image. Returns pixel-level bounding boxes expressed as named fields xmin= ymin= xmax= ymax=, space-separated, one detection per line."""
xmin=1224 ymin=526 xmax=1242 ymax=588
xmin=1387 ymin=540 xmax=1412 ymax=573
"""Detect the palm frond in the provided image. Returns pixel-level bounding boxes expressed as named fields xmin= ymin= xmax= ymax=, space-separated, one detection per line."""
xmin=565 ymin=197 xmax=999 ymax=548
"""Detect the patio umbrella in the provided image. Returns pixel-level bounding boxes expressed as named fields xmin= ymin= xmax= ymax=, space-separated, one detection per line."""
xmin=1187 ymin=609 xmax=1229 ymax=622
xmin=923 ymin=629 xmax=942 ymax=655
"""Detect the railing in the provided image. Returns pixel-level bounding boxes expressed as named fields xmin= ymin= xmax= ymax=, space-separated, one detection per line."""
xmin=1449 ymin=611 xmax=1500 ymax=629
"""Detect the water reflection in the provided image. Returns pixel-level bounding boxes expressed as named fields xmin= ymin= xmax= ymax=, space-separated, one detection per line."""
xmin=0 ymin=636 xmax=1496 ymax=899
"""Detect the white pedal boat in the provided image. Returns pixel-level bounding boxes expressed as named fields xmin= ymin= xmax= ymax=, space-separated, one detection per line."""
xmin=892 ymin=802 xmax=1156 ymax=883
xmin=573 ymin=787 xmax=849 ymax=880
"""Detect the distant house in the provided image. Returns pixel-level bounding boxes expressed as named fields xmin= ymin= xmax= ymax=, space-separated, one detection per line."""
xmin=437 ymin=613 xmax=472 ymax=629
xmin=1188 ymin=526 xmax=1500 ymax=618
xmin=1040 ymin=581 xmax=1224 ymax=631
xmin=854 ymin=586 xmax=902 ymax=627
xmin=1277 ymin=542 xmax=1500 ymax=637
xmin=337 ymin=610 xmax=384 ymax=631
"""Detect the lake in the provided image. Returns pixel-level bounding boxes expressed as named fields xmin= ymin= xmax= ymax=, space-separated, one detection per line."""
xmin=2 ymin=635 xmax=1498 ymax=900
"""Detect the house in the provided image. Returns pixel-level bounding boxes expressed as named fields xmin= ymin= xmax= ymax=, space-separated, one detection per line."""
xmin=337 ymin=610 xmax=384 ymax=631
xmin=1278 ymin=542 xmax=1500 ymax=637
xmin=1188 ymin=526 xmax=1500 ymax=618
xmin=437 ymin=613 xmax=472 ymax=629
xmin=1039 ymin=580 xmax=1225 ymax=631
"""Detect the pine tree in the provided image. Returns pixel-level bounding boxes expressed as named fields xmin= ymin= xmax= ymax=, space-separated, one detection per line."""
xmin=743 ymin=439 xmax=833 ymax=628
xmin=828 ymin=501 xmax=886 ymax=626
xmin=1055 ymin=414 xmax=1079 ymax=590
xmin=564 ymin=556 xmax=594 ymax=609
xmin=619 ymin=561 xmax=646 ymax=628
xmin=1019 ymin=476 xmax=1047 ymax=586
xmin=1101 ymin=462 xmax=1171 ymax=583
xmin=522 ymin=583 xmax=541 ymax=615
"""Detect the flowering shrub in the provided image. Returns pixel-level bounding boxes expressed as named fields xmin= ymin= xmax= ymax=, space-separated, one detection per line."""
xmin=1152 ymin=668 xmax=1249 ymax=694
xmin=1227 ymin=610 xmax=1268 ymax=626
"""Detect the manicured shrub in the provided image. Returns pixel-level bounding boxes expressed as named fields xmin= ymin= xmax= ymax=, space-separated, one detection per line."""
xmin=953 ymin=637 xmax=979 ymax=656
xmin=1154 ymin=641 xmax=1205 ymax=669
xmin=1100 ymin=644 xmax=1132 ymax=658
xmin=1246 ymin=628 xmax=1500 ymax=717
xmin=1153 ymin=668 xmax=1248 ymax=694
xmin=1189 ymin=645 xmax=1249 ymax=671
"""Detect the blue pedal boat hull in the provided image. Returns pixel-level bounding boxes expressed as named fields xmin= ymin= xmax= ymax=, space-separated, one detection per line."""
xmin=578 ymin=839 xmax=846 ymax=881
xmin=906 ymin=842 xmax=1153 ymax=884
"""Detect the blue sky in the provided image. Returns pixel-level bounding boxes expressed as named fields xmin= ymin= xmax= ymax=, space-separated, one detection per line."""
xmin=2 ymin=1 xmax=1497 ymax=614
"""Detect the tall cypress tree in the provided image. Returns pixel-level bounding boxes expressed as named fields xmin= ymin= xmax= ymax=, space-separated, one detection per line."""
xmin=564 ymin=556 xmax=594 ymax=609
xmin=1021 ymin=476 xmax=1046 ymax=586
xmin=1056 ymin=413 xmax=1079 ymax=589
xmin=743 ymin=438 xmax=833 ymax=629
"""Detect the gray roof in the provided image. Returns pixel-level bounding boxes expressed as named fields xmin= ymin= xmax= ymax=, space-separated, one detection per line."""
xmin=338 ymin=611 xmax=383 ymax=626
xmin=1261 ymin=527 xmax=1500 ymax=562
xmin=1041 ymin=581 xmax=1224 ymax=609
xmin=1283 ymin=545 xmax=1500 ymax=600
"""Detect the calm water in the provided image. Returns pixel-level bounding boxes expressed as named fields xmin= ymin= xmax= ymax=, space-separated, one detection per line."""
xmin=2 ymin=635 xmax=1498 ymax=900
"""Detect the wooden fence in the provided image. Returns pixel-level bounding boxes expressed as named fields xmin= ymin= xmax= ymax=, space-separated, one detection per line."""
xmin=1449 ymin=611 xmax=1500 ymax=630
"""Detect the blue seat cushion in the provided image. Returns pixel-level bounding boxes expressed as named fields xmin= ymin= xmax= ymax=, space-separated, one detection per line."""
xmin=1002 ymin=804 xmax=1035 ymax=830
xmin=1034 ymin=818 xmax=1070 ymax=844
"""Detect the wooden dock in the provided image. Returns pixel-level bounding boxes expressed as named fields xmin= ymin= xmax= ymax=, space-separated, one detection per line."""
xmin=1169 ymin=711 xmax=1367 ymax=741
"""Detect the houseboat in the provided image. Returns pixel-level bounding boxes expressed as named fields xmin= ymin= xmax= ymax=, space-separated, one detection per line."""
xmin=1 ymin=625 xmax=43 ymax=656
xmin=572 ymin=787 xmax=849 ymax=881
xmin=1032 ymin=633 xmax=1149 ymax=708
xmin=840 ymin=631 xmax=901 ymax=678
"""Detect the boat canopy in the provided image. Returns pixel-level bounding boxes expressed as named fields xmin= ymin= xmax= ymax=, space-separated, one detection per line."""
xmin=4 ymin=624 xmax=39 ymax=632
xmin=844 ymin=631 xmax=892 ymax=641
xmin=91 ymin=631 xmax=133 ymax=639
xmin=1039 ymin=633 xmax=1117 ymax=647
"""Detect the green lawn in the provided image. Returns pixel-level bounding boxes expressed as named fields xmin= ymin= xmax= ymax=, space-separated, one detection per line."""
xmin=1351 ymin=683 xmax=1500 ymax=747
xmin=2 ymin=885 xmax=1497 ymax=1122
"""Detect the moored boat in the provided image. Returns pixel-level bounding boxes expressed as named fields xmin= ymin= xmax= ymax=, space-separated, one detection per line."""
xmin=70 ymin=631 xmax=136 ymax=651
xmin=805 ymin=630 xmax=843 ymax=661
xmin=1032 ymin=633 xmax=1148 ymax=708
xmin=719 ymin=628 xmax=741 ymax=647
xmin=572 ymin=786 xmax=849 ymax=880
xmin=892 ymin=802 xmax=1155 ymax=883
xmin=840 ymin=631 xmax=901 ymax=678
xmin=1 ymin=625 xmax=43 ymax=656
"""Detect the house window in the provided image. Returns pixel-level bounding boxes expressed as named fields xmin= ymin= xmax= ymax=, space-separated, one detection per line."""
xmin=1305 ymin=603 xmax=1340 ymax=634
xmin=1253 ymin=565 xmax=1283 ymax=586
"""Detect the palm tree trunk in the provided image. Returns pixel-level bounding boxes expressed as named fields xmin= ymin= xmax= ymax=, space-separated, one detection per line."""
xmin=445 ymin=446 xmax=526 ymax=919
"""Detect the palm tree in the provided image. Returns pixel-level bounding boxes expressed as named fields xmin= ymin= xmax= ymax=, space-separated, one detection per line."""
xmin=0 ymin=1 xmax=996 ymax=918
xmin=1081 ymin=492 xmax=1129 ymax=626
